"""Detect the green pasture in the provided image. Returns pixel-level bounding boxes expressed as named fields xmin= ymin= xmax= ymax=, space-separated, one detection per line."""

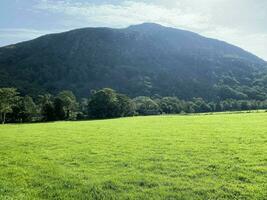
xmin=0 ymin=112 xmax=266 ymax=199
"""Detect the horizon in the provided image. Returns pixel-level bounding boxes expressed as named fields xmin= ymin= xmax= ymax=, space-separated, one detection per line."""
xmin=1 ymin=22 xmax=266 ymax=62
xmin=0 ymin=0 xmax=266 ymax=60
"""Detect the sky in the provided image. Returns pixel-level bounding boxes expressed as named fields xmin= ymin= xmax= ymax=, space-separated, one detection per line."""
xmin=0 ymin=0 xmax=266 ymax=60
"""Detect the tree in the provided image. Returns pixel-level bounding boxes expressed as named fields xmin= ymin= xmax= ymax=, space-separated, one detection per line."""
xmin=216 ymin=85 xmax=248 ymax=100
xmin=57 ymin=91 xmax=78 ymax=120
xmin=88 ymin=88 xmax=134 ymax=119
xmin=192 ymin=98 xmax=211 ymax=113
xmin=19 ymin=96 xmax=37 ymax=122
xmin=54 ymin=98 xmax=66 ymax=120
xmin=88 ymin=88 xmax=119 ymax=119
xmin=42 ymin=102 xmax=55 ymax=121
xmin=215 ymin=102 xmax=223 ymax=112
xmin=38 ymin=94 xmax=55 ymax=121
xmin=8 ymin=96 xmax=37 ymax=123
xmin=77 ymin=98 xmax=88 ymax=120
xmin=158 ymin=97 xmax=183 ymax=114
xmin=133 ymin=96 xmax=160 ymax=115
xmin=0 ymin=88 xmax=19 ymax=124
xmin=116 ymin=94 xmax=135 ymax=117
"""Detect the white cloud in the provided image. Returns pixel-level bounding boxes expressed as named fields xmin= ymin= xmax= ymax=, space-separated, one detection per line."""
xmin=35 ymin=0 xmax=211 ymax=30
xmin=34 ymin=0 xmax=267 ymax=60
xmin=203 ymin=27 xmax=267 ymax=60
xmin=6 ymin=0 xmax=266 ymax=60
xmin=0 ymin=28 xmax=63 ymax=46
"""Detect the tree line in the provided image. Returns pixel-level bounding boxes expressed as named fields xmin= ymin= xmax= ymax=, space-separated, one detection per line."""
xmin=0 ymin=87 xmax=267 ymax=124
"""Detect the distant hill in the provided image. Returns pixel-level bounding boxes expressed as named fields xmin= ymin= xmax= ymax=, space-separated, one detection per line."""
xmin=0 ymin=23 xmax=266 ymax=100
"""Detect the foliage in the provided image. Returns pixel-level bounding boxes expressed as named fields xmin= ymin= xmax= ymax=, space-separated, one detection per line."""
xmin=37 ymin=94 xmax=55 ymax=122
xmin=0 ymin=88 xmax=19 ymax=124
xmin=116 ymin=94 xmax=135 ymax=117
xmin=54 ymin=98 xmax=66 ymax=121
xmin=0 ymin=87 xmax=267 ymax=123
xmin=157 ymin=97 xmax=183 ymax=114
xmin=133 ymin=96 xmax=160 ymax=115
xmin=57 ymin=90 xmax=78 ymax=120
xmin=8 ymin=95 xmax=37 ymax=123
xmin=0 ymin=23 xmax=266 ymax=100
xmin=88 ymin=88 xmax=134 ymax=119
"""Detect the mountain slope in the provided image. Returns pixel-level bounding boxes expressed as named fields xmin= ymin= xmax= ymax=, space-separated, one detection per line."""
xmin=0 ymin=23 xmax=266 ymax=100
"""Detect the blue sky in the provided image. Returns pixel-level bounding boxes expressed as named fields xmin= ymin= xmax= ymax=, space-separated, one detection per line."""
xmin=1 ymin=0 xmax=267 ymax=60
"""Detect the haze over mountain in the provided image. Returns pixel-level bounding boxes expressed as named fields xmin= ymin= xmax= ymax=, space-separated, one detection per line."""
xmin=0 ymin=23 xmax=266 ymax=100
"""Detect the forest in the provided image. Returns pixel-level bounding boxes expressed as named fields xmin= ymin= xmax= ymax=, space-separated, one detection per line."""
xmin=1 ymin=23 xmax=267 ymax=101
xmin=1 ymin=87 xmax=267 ymax=124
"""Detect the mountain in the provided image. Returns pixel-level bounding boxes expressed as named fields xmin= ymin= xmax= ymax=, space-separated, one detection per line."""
xmin=0 ymin=23 xmax=266 ymax=100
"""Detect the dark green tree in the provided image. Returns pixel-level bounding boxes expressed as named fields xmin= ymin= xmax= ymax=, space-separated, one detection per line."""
xmin=54 ymin=98 xmax=66 ymax=120
xmin=57 ymin=91 xmax=78 ymax=120
xmin=158 ymin=97 xmax=183 ymax=114
xmin=42 ymin=102 xmax=55 ymax=121
xmin=38 ymin=94 xmax=55 ymax=121
xmin=133 ymin=96 xmax=160 ymax=115
xmin=88 ymin=88 xmax=134 ymax=119
xmin=88 ymin=88 xmax=120 ymax=119
xmin=77 ymin=98 xmax=88 ymax=120
xmin=116 ymin=94 xmax=135 ymax=117
xmin=0 ymin=88 xmax=20 ymax=124
xmin=192 ymin=98 xmax=211 ymax=113
xmin=19 ymin=96 xmax=37 ymax=122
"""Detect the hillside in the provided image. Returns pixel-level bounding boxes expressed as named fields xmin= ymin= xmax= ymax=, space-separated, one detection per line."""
xmin=0 ymin=112 xmax=266 ymax=199
xmin=0 ymin=23 xmax=266 ymax=100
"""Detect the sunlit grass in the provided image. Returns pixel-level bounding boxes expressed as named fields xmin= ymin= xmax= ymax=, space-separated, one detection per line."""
xmin=0 ymin=112 xmax=266 ymax=199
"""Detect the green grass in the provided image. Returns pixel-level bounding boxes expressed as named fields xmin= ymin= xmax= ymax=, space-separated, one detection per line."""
xmin=0 ymin=112 xmax=266 ymax=200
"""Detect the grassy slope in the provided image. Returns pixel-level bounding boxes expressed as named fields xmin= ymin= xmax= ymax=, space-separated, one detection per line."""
xmin=0 ymin=112 xmax=266 ymax=200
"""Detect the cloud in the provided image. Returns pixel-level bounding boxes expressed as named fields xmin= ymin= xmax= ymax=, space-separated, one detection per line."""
xmin=0 ymin=28 xmax=62 ymax=46
xmin=34 ymin=0 xmax=211 ymax=30
xmin=203 ymin=27 xmax=267 ymax=61
xmin=2 ymin=0 xmax=265 ymax=60
xmin=33 ymin=0 xmax=267 ymax=60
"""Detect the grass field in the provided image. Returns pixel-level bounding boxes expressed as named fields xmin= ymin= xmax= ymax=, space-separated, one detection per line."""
xmin=0 ymin=112 xmax=266 ymax=200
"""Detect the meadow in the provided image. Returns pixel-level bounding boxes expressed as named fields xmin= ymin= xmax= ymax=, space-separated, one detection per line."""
xmin=0 ymin=112 xmax=266 ymax=200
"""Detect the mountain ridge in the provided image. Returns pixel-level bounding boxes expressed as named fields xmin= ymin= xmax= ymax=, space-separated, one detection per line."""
xmin=3 ymin=23 xmax=265 ymax=63
xmin=0 ymin=23 xmax=266 ymax=100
